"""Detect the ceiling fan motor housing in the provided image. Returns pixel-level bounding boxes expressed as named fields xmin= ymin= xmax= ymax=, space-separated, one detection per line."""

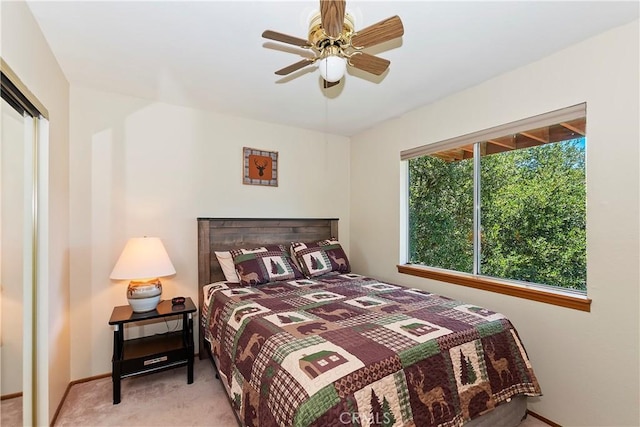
xmin=308 ymin=11 xmax=355 ymax=57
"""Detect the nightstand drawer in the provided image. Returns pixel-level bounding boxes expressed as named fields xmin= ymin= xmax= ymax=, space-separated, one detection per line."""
xmin=118 ymin=332 xmax=189 ymax=376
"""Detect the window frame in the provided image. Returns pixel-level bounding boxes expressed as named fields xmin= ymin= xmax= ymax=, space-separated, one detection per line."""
xmin=399 ymin=104 xmax=591 ymax=312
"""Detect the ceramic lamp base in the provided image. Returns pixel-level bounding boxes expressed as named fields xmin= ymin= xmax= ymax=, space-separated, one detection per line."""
xmin=127 ymin=279 xmax=162 ymax=313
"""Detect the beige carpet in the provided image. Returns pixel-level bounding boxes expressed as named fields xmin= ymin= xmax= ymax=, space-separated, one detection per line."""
xmin=1 ymin=395 xmax=22 ymax=427
xmin=54 ymin=358 xmax=237 ymax=426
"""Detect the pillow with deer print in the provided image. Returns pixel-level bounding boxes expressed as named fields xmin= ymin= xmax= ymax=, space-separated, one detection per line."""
xmin=290 ymin=239 xmax=351 ymax=278
xmin=230 ymin=245 xmax=304 ymax=286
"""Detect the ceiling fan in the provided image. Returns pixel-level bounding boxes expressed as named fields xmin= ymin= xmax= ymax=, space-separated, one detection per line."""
xmin=262 ymin=0 xmax=404 ymax=88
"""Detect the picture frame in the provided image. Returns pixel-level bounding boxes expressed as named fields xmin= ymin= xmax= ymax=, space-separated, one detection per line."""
xmin=243 ymin=147 xmax=278 ymax=187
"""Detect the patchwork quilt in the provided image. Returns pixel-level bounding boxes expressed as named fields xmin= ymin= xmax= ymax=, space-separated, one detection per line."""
xmin=201 ymin=274 xmax=541 ymax=427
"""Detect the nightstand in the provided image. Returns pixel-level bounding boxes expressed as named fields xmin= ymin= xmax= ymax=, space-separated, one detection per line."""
xmin=108 ymin=297 xmax=197 ymax=404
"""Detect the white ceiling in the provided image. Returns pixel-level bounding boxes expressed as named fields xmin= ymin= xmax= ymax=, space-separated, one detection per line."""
xmin=26 ymin=1 xmax=638 ymax=137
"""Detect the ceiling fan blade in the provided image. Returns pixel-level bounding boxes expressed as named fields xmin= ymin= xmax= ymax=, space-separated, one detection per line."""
xmin=275 ymin=58 xmax=315 ymax=76
xmin=323 ymin=78 xmax=340 ymax=89
xmin=320 ymin=0 xmax=346 ymax=39
xmin=262 ymin=30 xmax=310 ymax=48
xmin=348 ymin=52 xmax=390 ymax=76
xmin=351 ymin=15 xmax=404 ymax=49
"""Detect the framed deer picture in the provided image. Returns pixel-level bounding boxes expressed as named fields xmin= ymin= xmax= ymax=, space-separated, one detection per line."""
xmin=243 ymin=147 xmax=278 ymax=187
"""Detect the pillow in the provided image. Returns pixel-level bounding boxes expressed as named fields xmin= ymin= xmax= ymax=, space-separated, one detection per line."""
xmin=214 ymin=251 xmax=240 ymax=283
xmin=288 ymin=243 xmax=304 ymax=272
xmin=231 ymin=244 xmax=303 ymax=286
xmin=291 ymin=239 xmax=351 ymax=277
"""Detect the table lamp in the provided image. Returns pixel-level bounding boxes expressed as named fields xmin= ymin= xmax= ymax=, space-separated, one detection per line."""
xmin=110 ymin=237 xmax=176 ymax=313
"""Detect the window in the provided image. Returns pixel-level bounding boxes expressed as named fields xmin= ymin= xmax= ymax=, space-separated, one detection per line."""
xmin=400 ymin=104 xmax=590 ymax=311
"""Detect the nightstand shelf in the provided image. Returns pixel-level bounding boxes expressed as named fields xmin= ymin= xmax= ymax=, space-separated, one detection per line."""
xmin=109 ymin=298 xmax=197 ymax=404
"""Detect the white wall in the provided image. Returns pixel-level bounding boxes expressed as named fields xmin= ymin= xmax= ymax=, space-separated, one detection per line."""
xmin=1 ymin=0 xmax=71 ymax=424
xmin=350 ymin=21 xmax=639 ymax=426
xmin=68 ymin=86 xmax=350 ymax=380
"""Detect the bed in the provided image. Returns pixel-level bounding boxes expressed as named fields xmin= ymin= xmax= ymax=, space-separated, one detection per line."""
xmin=197 ymin=218 xmax=541 ymax=427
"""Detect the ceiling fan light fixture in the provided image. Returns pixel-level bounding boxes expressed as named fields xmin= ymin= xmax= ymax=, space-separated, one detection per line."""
xmin=319 ymin=55 xmax=346 ymax=83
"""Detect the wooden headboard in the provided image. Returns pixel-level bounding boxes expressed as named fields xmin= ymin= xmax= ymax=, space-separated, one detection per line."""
xmin=196 ymin=218 xmax=339 ymax=358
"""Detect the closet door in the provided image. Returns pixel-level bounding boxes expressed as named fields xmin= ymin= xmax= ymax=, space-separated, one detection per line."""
xmin=1 ymin=62 xmax=46 ymax=427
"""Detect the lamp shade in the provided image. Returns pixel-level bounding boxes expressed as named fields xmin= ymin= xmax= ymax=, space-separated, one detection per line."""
xmin=110 ymin=237 xmax=176 ymax=280
xmin=318 ymin=55 xmax=346 ymax=83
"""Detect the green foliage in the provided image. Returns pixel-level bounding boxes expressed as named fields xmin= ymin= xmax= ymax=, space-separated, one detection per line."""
xmin=409 ymin=156 xmax=474 ymax=272
xmin=409 ymin=139 xmax=586 ymax=291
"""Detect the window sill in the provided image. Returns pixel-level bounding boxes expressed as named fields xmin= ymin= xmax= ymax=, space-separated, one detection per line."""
xmin=397 ymin=264 xmax=591 ymax=312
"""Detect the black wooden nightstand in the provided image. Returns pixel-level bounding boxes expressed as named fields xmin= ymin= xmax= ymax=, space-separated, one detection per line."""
xmin=108 ymin=297 xmax=197 ymax=404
